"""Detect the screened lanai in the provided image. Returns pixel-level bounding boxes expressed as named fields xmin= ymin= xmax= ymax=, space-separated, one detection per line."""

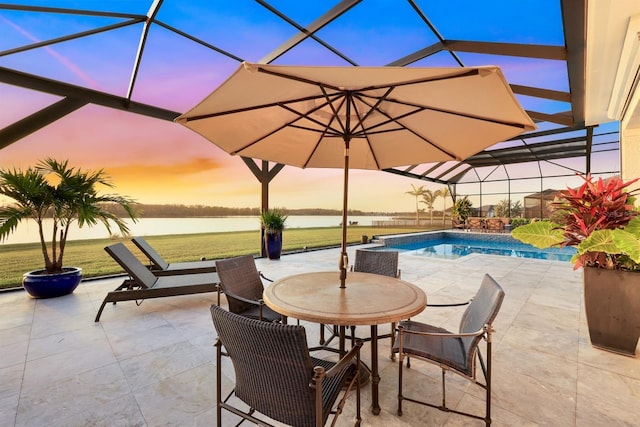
xmin=1 ymin=1 xmax=640 ymax=213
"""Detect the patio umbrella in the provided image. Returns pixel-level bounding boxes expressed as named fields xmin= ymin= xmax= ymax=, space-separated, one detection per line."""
xmin=176 ymin=62 xmax=535 ymax=288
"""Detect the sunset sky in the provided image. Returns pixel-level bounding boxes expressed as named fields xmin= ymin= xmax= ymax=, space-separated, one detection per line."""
xmin=0 ymin=1 xmax=620 ymax=213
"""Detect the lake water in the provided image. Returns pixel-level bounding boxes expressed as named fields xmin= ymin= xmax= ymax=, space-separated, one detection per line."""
xmin=0 ymin=215 xmax=393 ymax=245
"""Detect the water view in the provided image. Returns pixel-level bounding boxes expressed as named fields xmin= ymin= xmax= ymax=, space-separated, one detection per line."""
xmin=0 ymin=215 xmax=394 ymax=245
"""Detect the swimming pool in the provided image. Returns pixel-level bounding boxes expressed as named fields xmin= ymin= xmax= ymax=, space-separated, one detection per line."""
xmin=375 ymin=231 xmax=576 ymax=262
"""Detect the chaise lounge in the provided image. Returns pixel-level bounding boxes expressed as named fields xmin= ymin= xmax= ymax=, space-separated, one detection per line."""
xmin=95 ymin=242 xmax=220 ymax=322
xmin=131 ymin=236 xmax=217 ymax=275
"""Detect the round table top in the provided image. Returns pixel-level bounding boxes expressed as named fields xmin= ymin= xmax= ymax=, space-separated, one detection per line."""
xmin=263 ymin=271 xmax=427 ymax=326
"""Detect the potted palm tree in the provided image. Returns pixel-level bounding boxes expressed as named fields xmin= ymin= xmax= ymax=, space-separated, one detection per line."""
xmin=0 ymin=158 xmax=138 ymax=298
xmin=259 ymin=208 xmax=287 ymax=260
xmin=511 ymin=174 xmax=640 ymax=355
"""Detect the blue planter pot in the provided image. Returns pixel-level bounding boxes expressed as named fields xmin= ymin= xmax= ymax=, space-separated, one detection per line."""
xmin=22 ymin=267 xmax=82 ymax=299
xmin=265 ymin=232 xmax=283 ymax=260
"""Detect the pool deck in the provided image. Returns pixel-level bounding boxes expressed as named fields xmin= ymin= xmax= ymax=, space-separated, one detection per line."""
xmin=1 ymin=243 xmax=639 ymax=426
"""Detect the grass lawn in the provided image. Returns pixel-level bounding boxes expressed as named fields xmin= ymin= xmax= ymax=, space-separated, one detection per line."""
xmin=0 ymin=226 xmax=439 ymax=289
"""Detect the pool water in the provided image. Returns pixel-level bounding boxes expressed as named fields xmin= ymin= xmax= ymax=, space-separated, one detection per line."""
xmin=379 ymin=235 xmax=576 ymax=262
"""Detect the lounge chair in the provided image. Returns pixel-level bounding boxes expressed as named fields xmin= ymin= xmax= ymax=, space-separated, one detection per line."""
xmin=95 ymin=243 xmax=220 ymax=322
xmin=131 ymin=236 xmax=217 ymax=275
xmin=393 ymin=274 xmax=505 ymax=426
xmin=211 ymin=305 xmax=362 ymax=427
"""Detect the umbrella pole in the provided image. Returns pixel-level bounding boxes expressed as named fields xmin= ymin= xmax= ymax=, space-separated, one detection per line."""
xmin=339 ymin=139 xmax=350 ymax=288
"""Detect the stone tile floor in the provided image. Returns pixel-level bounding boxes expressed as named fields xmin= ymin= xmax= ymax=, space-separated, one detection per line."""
xmin=1 ymin=244 xmax=639 ymax=426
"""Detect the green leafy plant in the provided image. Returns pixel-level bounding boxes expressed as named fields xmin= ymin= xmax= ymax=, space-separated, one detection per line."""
xmin=494 ymin=199 xmax=523 ymax=218
xmin=452 ymin=196 xmax=472 ymax=222
xmin=511 ymin=174 xmax=640 ymax=270
xmin=510 ymin=217 xmax=530 ymax=229
xmin=259 ymin=208 xmax=287 ymax=234
xmin=0 ymin=159 xmax=138 ymax=274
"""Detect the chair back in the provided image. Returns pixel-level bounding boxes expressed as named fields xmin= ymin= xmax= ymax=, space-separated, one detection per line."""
xmin=353 ymin=249 xmax=399 ymax=278
xmin=131 ymin=237 xmax=169 ymax=270
xmin=468 ymin=217 xmax=484 ymax=230
xmin=459 ymin=274 xmax=505 ymax=359
xmin=104 ymin=243 xmax=158 ymax=288
xmin=485 ymin=218 xmax=505 ymax=232
xmin=215 ymin=255 xmax=265 ymax=314
xmin=211 ymin=305 xmax=319 ymax=426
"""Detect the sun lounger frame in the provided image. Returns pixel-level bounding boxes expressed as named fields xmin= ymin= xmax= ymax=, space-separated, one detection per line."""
xmin=95 ymin=243 xmax=220 ymax=322
xmin=131 ymin=236 xmax=217 ymax=275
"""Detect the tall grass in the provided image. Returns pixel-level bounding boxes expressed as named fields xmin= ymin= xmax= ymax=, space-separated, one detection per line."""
xmin=0 ymin=226 xmax=434 ymax=289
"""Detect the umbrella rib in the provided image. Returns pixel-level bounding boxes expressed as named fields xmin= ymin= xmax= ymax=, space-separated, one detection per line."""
xmin=255 ymin=66 xmax=346 ymax=92
xmin=363 ymin=68 xmax=480 ymax=91
xmin=254 ymin=64 xmax=481 ymax=93
xmin=352 ymin=92 xmax=459 ymax=159
xmin=288 ymin=124 xmax=342 ymax=137
xmin=350 ymin=95 xmax=383 ymax=169
xmin=318 ymin=84 xmax=349 ymax=136
xmin=357 ymin=92 xmax=531 ymax=130
xmin=351 ymin=86 xmax=395 ymax=136
xmin=230 ymin=93 xmax=347 ymax=156
xmin=278 ymin=94 xmax=346 ymax=136
xmin=301 ymin=91 xmax=349 ymax=168
xmin=183 ymin=93 xmax=339 ymax=122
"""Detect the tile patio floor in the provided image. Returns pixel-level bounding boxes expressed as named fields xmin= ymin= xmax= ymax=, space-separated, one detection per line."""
xmin=1 ymin=244 xmax=639 ymax=426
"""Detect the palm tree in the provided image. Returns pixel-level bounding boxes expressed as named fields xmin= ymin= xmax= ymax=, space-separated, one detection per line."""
xmin=406 ymin=184 xmax=427 ymax=225
xmin=0 ymin=158 xmax=138 ymax=274
xmin=494 ymin=199 xmax=511 ymax=217
xmin=511 ymin=200 xmax=523 ymax=217
xmin=420 ymin=189 xmax=437 ymax=225
xmin=435 ymin=186 xmax=451 ymax=225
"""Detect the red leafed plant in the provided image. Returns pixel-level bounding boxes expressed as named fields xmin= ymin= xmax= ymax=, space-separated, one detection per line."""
xmin=512 ymin=173 xmax=640 ymax=271
xmin=553 ymin=174 xmax=639 ymax=268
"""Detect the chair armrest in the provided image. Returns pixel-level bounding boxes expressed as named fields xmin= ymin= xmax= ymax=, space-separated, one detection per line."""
xmin=259 ymin=271 xmax=273 ymax=282
xmin=224 ymin=290 xmax=265 ymax=307
xmin=427 ymin=298 xmax=472 ymax=308
xmin=323 ymin=340 xmax=363 ymax=379
xmin=398 ymin=324 xmax=487 ymax=339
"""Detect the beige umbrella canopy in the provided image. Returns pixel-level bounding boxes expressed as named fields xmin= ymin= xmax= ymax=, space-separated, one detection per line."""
xmin=176 ymin=62 xmax=535 ymax=287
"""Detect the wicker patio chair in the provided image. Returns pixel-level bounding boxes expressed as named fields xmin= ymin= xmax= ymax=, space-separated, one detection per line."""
xmin=211 ymin=305 xmax=362 ymax=427
xmin=484 ymin=218 xmax=505 ymax=233
xmin=467 ymin=217 xmax=485 ymax=232
xmin=215 ymin=254 xmax=282 ymax=323
xmin=320 ymin=250 xmax=401 ymax=357
xmin=392 ymin=273 xmax=505 ymax=426
xmin=451 ymin=218 xmax=467 ymax=230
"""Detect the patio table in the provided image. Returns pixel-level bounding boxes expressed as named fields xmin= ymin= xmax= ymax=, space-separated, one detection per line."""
xmin=263 ymin=271 xmax=427 ymax=415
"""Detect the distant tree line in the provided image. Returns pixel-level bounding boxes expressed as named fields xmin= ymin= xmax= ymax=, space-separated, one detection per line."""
xmin=98 ymin=203 xmax=407 ymax=218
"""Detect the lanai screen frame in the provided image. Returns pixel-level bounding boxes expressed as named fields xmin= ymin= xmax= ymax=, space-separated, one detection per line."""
xmin=0 ymin=0 xmax=617 ymax=227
